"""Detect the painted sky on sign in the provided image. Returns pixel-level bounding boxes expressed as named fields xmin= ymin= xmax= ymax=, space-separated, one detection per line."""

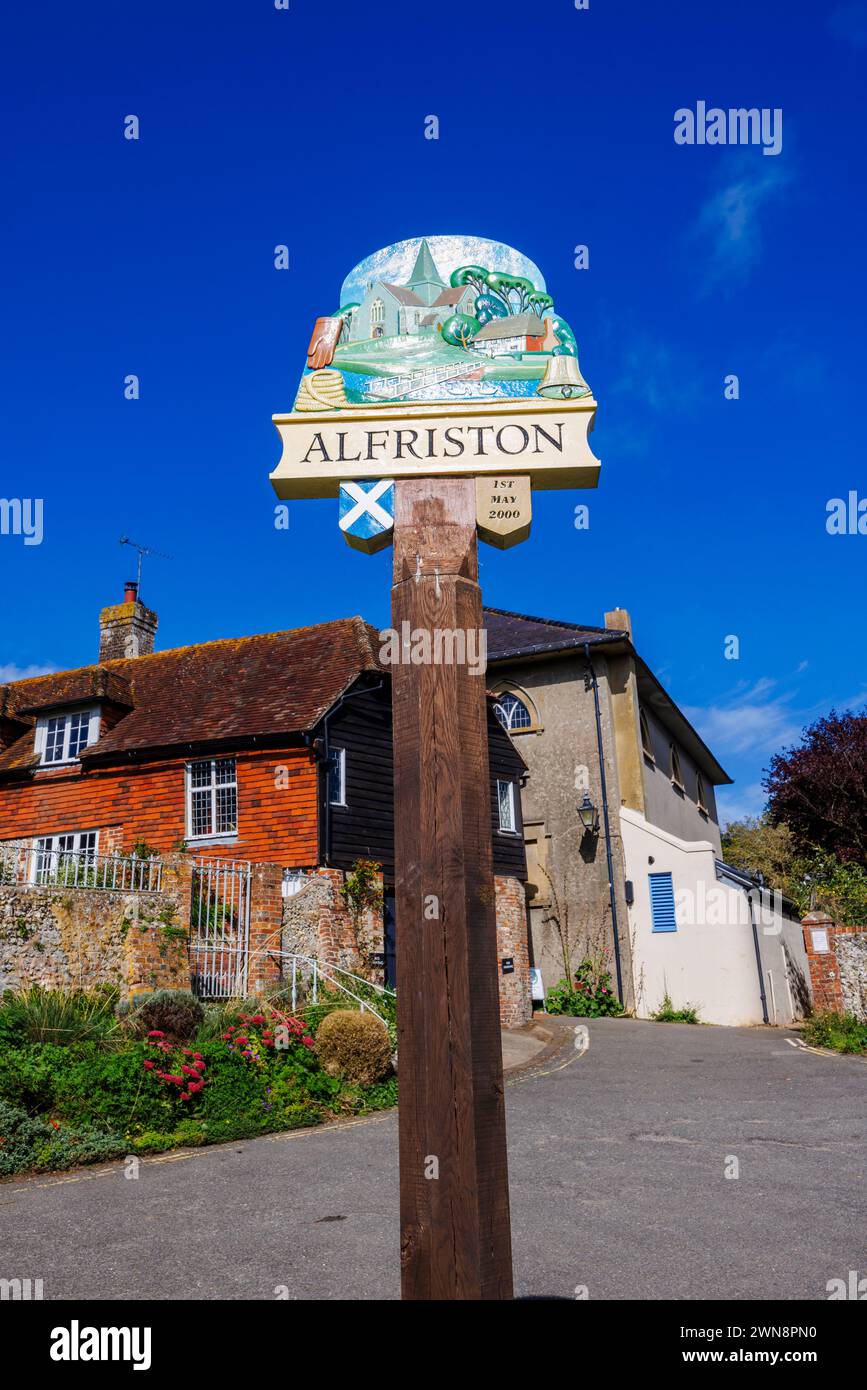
xmin=339 ymin=236 xmax=546 ymax=307
xmin=1 ymin=0 xmax=865 ymax=829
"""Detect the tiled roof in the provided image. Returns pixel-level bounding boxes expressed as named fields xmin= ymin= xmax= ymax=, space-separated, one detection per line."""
xmin=474 ymin=314 xmax=546 ymax=341
xmin=381 ymin=283 xmax=425 ymax=307
xmin=431 ymin=286 xmax=467 ymax=307
xmin=0 ymin=618 xmax=383 ymax=772
xmin=484 ymin=607 xmax=624 ymax=661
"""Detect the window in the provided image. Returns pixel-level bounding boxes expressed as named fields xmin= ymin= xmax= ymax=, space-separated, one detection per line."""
xmin=32 ymin=831 xmax=98 ymax=885
xmin=669 ymin=743 xmax=685 ymax=791
xmin=497 ymin=779 xmax=517 ymax=833
xmin=187 ymin=758 xmax=238 ymax=839
xmin=327 ymin=747 xmax=346 ymax=806
xmin=696 ymin=772 xmax=709 ymax=816
xmin=36 ymin=707 xmax=99 ymax=765
xmin=493 ymin=692 xmax=533 ymax=733
xmin=649 ymin=871 xmax=677 ymax=933
xmin=370 ymin=298 xmax=384 ymax=328
xmin=282 ymin=869 xmax=309 ymax=898
xmin=639 ymin=709 xmax=654 ymax=761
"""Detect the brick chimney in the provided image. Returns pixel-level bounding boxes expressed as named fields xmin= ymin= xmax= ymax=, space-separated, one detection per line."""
xmin=605 ymin=607 xmax=633 ymax=641
xmin=99 ymin=581 xmax=158 ymax=662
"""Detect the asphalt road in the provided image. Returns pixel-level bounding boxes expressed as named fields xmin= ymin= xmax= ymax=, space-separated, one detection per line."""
xmin=2 ymin=1018 xmax=864 ymax=1300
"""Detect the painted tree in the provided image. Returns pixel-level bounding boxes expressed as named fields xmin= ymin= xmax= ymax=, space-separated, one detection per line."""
xmin=450 ymin=265 xmax=552 ymax=323
xmin=440 ymin=312 xmax=482 ymax=349
xmin=764 ymin=708 xmax=867 ymax=864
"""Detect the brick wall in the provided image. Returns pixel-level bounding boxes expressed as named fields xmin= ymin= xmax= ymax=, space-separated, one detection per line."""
xmin=0 ymin=746 xmax=318 ymax=865
xmin=282 ymin=867 xmax=385 ymax=981
xmin=0 ymin=854 xmax=191 ymax=1001
xmin=495 ymin=874 xmax=532 ymax=1027
xmin=281 ymin=869 xmax=532 ymax=1026
xmin=802 ymin=913 xmax=867 ymax=1019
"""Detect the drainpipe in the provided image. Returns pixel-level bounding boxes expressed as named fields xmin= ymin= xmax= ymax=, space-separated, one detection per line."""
xmin=318 ymin=678 xmax=385 ymax=866
xmin=746 ymin=878 xmax=770 ymax=1025
xmin=584 ymin=644 xmax=624 ymax=1005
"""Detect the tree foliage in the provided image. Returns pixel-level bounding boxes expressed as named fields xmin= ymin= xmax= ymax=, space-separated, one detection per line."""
xmin=449 ymin=263 xmax=553 ymax=321
xmin=763 ymin=708 xmax=867 ymax=864
xmin=721 ymin=815 xmax=867 ymax=925
xmin=440 ymin=312 xmax=481 ymax=348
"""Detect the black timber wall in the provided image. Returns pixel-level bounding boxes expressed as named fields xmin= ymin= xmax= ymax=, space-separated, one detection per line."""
xmin=317 ymin=679 xmax=527 ymax=884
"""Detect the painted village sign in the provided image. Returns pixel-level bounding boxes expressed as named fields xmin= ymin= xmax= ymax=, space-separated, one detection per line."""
xmin=270 ymin=234 xmax=600 ymax=549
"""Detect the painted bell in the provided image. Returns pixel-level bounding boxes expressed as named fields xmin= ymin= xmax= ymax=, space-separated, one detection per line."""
xmin=536 ymin=353 xmax=590 ymax=399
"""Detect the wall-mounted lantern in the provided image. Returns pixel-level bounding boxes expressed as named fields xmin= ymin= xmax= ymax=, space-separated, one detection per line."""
xmin=577 ymin=792 xmax=600 ymax=837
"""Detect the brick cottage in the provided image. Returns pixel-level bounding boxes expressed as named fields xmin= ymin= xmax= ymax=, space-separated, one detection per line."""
xmin=0 ymin=585 xmax=531 ymax=1024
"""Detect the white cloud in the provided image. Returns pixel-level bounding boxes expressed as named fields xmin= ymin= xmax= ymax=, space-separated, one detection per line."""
xmin=691 ymin=157 xmax=793 ymax=291
xmin=0 ymin=662 xmax=57 ymax=684
xmin=685 ymin=696 xmax=802 ymax=759
xmin=716 ymin=782 xmax=767 ymax=829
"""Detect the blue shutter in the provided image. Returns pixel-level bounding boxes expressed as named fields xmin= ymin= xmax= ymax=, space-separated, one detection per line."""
xmin=649 ymin=871 xmax=677 ymax=932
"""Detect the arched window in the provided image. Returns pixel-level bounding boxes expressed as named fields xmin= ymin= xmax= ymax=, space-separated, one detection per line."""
xmin=639 ymin=708 xmax=653 ymax=761
xmin=370 ymin=299 xmax=384 ymax=337
xmin=696 ymin=772 xmax=708 ymax=815
xmin=493 ymin=692 xmax=533 ymax=733
xmin=669 ymin=743 xmax=684 ymax=791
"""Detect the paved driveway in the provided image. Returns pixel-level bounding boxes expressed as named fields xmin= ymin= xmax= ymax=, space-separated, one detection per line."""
xmin=2 ymin=1019 xmax=864 ymax=1300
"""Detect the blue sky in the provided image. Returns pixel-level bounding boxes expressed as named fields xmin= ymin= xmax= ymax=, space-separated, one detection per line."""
xmin=1 ymin=0 xmax=865 ymax=826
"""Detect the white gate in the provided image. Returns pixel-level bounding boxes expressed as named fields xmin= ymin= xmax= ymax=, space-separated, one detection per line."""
xmin=189 ymin=858 xmax=252 ymax=998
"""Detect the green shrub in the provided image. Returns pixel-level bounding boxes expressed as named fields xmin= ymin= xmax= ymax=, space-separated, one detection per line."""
xmin=546 ymin=958 xmax=624 ymax=1018
xmin=0 ymin=986 xmax=122 ymax=1047
xmin=0 ymin=1045 xmax=70 ymax=1112
xmin=802 ymin=1011 xmax=867 ymax=1055
xmin=54 ymin=1044 xmax=181 ymax=1136
xmin=126 ymin=989 xmax=204 ymax=1041
xmin=0 ymin=1099 xmax=125 ymax=1177
xmin=315 ymin=1009 xmax=392 ymax=1085
xmin=651 ymin=992 xmax=700 ymax=1024
xmin=297 ymin=986 xmax=397 ymax=1049
xmin=195 ymin=998 xmax=254 ymax=1044
xmin=132 ymin=1119 xmax=208 ymax=1153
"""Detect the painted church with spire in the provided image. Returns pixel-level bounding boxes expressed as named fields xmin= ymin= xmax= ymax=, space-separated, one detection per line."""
xmin=347 ymin=238 xmax=476 ymax=343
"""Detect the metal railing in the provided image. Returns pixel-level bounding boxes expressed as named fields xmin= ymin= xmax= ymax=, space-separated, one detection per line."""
xmin=0 ymin=843 xmax=163 ymax=892
xmin=269 ymin=951 xmax=395 ymax=1025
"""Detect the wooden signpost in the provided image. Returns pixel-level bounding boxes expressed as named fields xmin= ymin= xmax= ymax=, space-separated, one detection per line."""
xmin=270 ymin=235 xmax=600 ymax=1300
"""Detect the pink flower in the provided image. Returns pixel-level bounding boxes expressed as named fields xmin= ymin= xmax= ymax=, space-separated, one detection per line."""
xmin=143 ymin=1060 xmax=155 ymax=1071
xmin=147 ymin=1030 xmax=166 ymax=1038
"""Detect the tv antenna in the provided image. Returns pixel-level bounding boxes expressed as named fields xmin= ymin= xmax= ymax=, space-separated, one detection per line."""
xmin=118 ymin=536 xmax=172 ymax=594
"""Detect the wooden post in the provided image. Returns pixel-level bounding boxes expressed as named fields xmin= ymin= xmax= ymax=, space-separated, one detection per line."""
xmin=391 ymin=477 xmax=514 ymax=1300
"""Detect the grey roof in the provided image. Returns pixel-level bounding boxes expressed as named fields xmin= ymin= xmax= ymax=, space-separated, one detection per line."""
xmin=474 ymin=313 xmax=546 ymax=341
xmin=380 ymin=282 xmax=425 ymax=307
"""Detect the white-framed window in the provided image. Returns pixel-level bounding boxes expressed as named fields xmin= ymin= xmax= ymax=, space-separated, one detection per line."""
xmin=35 ymin=707 xmax=100 ymax=765
xmin=370 ymin=299 xmax=384 ymax=330
xmin=282 ymin=869 xmax=309 ymax=898
xmin=328 ymin=747 xmax=346 ymax=806
xmin=32 ymin=830 xmax=99 ymax=885
xmin=497 ymin=779 xmax=518 ymax=833
xmin=493 ymin=692 xmax=533 ymax=733
xmin=186 ymin=757 xmax=238 ymax=840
